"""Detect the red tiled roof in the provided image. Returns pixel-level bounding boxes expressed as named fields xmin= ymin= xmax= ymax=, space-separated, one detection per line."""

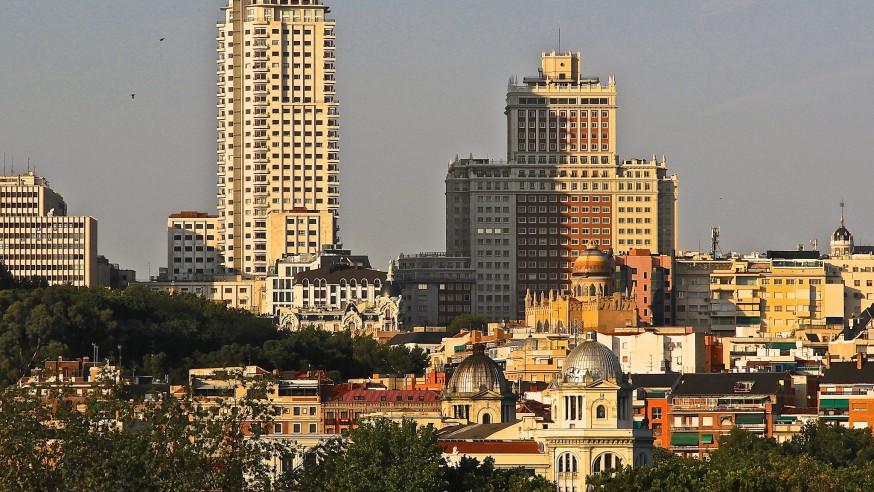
xmin=439 ymin=441 xmax=542 ymax=454
xmin=330 ymin=388 xmax=440 ymax=403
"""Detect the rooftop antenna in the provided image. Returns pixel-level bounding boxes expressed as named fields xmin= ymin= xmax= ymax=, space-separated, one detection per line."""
xmin=558 ymin=28 xmax=561 ymax=53
xmin=840 ymin=198 xmax=845 ymax=227
xmin=710 ymin=226 xmax=722 ymax=259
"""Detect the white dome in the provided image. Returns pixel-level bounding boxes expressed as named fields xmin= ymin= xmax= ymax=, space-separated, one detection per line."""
xmin=562 ymin=331 xmax=623 ymax=382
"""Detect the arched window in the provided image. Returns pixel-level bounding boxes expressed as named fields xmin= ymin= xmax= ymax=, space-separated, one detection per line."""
xmin=482 ymin=413 xmax=491 ymax=424
xmin=636 ymin=452 xmax=648 ymax=467
xmin=596 ymin=405 xmax=606 ymax=419
xmin=557 ymin=452 xmax=577 ymax=473
xmin=592 ymin=452 xmax=623 ymax=474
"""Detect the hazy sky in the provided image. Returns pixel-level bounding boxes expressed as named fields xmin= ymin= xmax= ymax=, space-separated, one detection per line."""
xmin=1 ymin=1 xmax=873 ymax=278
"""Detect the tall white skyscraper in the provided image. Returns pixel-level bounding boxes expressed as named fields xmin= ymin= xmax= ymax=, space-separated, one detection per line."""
xmin=216 ymin=0 xmax=339 ymax=276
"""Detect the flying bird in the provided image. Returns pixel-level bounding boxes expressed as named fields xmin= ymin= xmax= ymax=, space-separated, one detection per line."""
xmin=160 ymin=37 xmax=165 ymax=42
xmin=130 ymin=94 xmax=135 ymax=100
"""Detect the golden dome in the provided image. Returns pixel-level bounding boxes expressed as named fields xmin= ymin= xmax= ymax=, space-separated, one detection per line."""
xmin=572 ymin=244 xmax=612 ymax=276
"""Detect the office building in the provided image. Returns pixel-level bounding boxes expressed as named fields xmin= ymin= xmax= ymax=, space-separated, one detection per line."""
xmin=0 ymin=173 xmax=99 ymax=286
xmin=216 ymin=0 xmax=340 ymax=277
xmin=445 ymin=51 xmax=678 ymax=321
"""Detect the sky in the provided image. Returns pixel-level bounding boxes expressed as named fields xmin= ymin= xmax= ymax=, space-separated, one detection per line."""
xmin=1 ymin=1 xmax=873 ymax=279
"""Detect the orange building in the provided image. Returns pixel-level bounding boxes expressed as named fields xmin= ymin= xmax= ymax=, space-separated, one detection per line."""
xmin=664 ymin=372 xmax=792 ymax=458
xmin=615 ymin=249 xmax=673 ymax=325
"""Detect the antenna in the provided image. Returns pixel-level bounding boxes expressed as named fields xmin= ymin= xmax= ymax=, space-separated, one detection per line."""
xmin=710 ymin=226 xmax=722 ymax=259
xmin=558 ymin=28 xmax=561 ymax=53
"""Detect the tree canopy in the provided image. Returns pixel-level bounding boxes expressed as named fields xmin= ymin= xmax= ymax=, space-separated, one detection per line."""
xmin=0 ymin=284 xmax=427 ymax=386
xmin=587 ymin=424 xmax=874 ymax=492
xmin=447 ymin=313 xmax=488 ymax=335
xmin=293 ymin=418 xmax=554 ymax=492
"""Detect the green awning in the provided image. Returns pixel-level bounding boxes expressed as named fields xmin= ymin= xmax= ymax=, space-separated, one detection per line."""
xmin=670 ymin=432 xmax=699 ymax=446
xmin=633 ymin=420 xmax=644 ymax=429
xmin=701 ymin=434 xmax=714 ymax=444
xmin=820 ymin=399 xmax=849 ymax=409
xmin=776 ymin=416 xmax=796 ymax=423
xmin=820 ymin=415 xmax=849 ymax=421
xmin=454 ymin=345 xmax=467 ymax=351
xmin=768 ymin=342 xmax=796 ymax=350
xmin=647 ymin=391 xmax=666 ymax=399
xmin=735 ymin=414 xmax=765 ymax=424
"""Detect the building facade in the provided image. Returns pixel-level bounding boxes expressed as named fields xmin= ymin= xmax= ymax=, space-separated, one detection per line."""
xmin=167 ymin=211 xmax=224 ymax=281
xmin=445 ymin=51 xmax=678 ymax=321
xmin=393 ymin=252 xmax=475 ymax=327
xmin=0 ymin=173 xmax=99 ymax=286
xmin=216 ymin=0 xmax=339 ymax=277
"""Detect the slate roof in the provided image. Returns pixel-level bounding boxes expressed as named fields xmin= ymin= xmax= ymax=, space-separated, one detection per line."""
xmin=629 ymin=372 xmax=681 ymax=389
xmin=821 ymin=362 xmax=874 ymax=384
xmin=438 ymin=421 xmax=519 ymax=440
xmin=672 ymin=372 xmax=787 ymax=396
xmin=295 ymin=264 xmax=386 ymax=283
xmin=389 ymin=331 xmax=449 ymax=346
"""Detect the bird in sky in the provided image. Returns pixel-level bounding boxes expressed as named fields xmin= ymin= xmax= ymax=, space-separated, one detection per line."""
xmin=160 ymin=37 xmax=165 ymax=42
xmin=130 ymin=94 xmax=135 ymax=100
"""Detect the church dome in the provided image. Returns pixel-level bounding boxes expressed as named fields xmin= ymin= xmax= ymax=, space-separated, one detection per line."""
xmin=833 ymin=225 xmax=852 ymax=242
xmin=572 ymin=244 xmax=612 ymax=276
xmin=562 ymin=331 xmax=623 ymax=382
xmin=446 ymin=345 xmax=511 ymax=395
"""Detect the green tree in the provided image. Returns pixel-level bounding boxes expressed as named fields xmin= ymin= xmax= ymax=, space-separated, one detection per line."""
xmin=447 ymin=313 xmax=487 ymax=335
xmin=0 ymin=370 xmax=295 ymax=491
xmin=294 ymin=418 xmax=555 ymax=492
xmin=294 ymin=418 xmax=445 ymax=492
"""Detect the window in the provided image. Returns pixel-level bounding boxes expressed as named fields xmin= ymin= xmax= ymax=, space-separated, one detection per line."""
xmin=652 ymin=407 xmax=662 ymax=420
xmin=596 ymin=405 xmax=606 ymax=419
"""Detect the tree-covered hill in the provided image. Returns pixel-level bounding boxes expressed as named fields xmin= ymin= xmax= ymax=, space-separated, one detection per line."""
xmin=0 ymin=283 xmax=426 ymax=386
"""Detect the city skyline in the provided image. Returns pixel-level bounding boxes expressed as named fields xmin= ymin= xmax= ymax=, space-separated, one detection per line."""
xmin=1 ymin=1 xmax=873 ymax=278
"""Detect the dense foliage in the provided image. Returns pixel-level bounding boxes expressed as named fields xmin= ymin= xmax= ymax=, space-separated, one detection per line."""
xmin=293 ymin=418 xmax=555 ymax=492
xmin=0 ymin=283 xmax=427 ymax=386
xmin=447 ymin=313 xmax=488 ymax=335
xmin=588 ymin=424 xmax=874 ymax=492
xmin=0 ymin=376 xmax=294 ymax=491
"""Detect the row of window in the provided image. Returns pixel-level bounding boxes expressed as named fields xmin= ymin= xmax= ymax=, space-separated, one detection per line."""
xmin=518 ymin=110 xmax=610 ymax=118
xmin=519 ymin=120 xmax=609 ymax=129
xmin=518 ymin=143 xmax=609 ymax=151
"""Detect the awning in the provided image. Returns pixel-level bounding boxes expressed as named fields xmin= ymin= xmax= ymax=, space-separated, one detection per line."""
xmin=768 ymin=342 xmax=796 ymax=350
xmin=701 ymin=434 xmax=714 ymax=444
xmin=647 ymin=391 xmax=666 ymax=399
xmin=735 ymin=414 xmax=765 ymax=424
xmin=776 ymin=416 xmax=796 ymax=423
xmin=820 ymin=399 xmax=849 ymax=409
xmin=670 ymin=432 xmax=699 ymax=446
xmin=820 ymin=415 xmax=849 ymax=421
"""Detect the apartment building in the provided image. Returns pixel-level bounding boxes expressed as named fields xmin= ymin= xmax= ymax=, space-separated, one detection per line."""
xmin=167 ymin=211 xmax=223 ymax=281
xmin=665 ymin=372 xmax=792 ymax=458
xmin=216 ymin=0 xmax=339 ymax=276
xmin=818 ymin=360 xmax=874 ymax=429
xmin=393 ymin=252 xmax=475 ymax=327
xmin=614 ymin=249 xmax=673 ymax=325
xmin=0 ymin=173 xmax=99 ymax=286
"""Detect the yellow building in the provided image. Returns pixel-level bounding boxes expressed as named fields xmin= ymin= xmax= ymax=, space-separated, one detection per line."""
xmin=524 ymin=245 xmax=637 ymax=334
xmin=706 ymin=257 xmax=843 ymax=337
xmin=216 ymin=0 xmax=339 ymax=276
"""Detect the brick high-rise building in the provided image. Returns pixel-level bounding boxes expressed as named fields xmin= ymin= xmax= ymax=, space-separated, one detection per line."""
xmin=445 ymin=51 xmax=678 ymax=321
xmin=216 ymin=0 xmax=340 ymax=277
